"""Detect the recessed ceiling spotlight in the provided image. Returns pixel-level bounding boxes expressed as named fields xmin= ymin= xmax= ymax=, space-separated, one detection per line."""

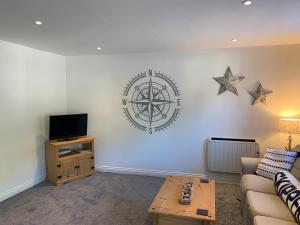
xmin=34 ymin=20 xmax=43 ymax=25
xmin=231 ymin=38 xmax=238 ymax=43
xmin=96 ymin=47 xmax=102 ymax=50
xmin=242 ymin=0 xmax=252 ymax=6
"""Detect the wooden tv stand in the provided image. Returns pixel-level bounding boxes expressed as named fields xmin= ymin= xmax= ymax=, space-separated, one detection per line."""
xmin=46 ymin=136 xmax=95 ymax=185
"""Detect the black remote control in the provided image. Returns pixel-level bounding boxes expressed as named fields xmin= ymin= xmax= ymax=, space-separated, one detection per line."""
xmin=197 ymin=209 xmax=208 ymax=216
xmin=200 ymin=178 xmax=209 ymax=183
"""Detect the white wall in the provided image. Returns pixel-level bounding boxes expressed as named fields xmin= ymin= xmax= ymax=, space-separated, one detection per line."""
xmin=0 ymin=41 xmax=298 ymax=197
xmin=66 ymin=45 xmax=300 ymax=182
xmin=0 ymin=40 xmax=67 ymax=201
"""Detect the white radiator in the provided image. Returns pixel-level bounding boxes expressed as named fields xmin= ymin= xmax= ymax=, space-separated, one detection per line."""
xmin=207 ymin=137 xmax=260 ymax=174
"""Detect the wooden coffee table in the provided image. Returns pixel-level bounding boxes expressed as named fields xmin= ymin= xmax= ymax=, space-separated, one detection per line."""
xmin=148 ymin=176 xmax=215 ymax=225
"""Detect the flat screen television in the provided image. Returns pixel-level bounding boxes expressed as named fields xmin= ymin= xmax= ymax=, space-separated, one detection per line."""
xmin=49 ymin=114 xmax=88 ymax=141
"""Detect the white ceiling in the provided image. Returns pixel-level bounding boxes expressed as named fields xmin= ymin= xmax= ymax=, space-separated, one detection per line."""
xmin=0 ymin=0 xmax=299 ymax=56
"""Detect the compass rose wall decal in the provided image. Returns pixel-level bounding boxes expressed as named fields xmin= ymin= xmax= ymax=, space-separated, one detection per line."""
xmin=122 ymin=70 xmax=181 ymax=134
xmin=213 ymin=66 xmax=245 ymax=96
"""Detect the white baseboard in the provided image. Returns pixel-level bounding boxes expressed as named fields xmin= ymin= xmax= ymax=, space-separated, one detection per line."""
xmin=0 ymin=166 xmax=239 ymax=204
xmin=0 ymin=176 xmax=45 ymax=203
xmin=96 ymin=165 xmax=207 ymax=178
xmin=95 ymin=165 xmax=239 ymax=184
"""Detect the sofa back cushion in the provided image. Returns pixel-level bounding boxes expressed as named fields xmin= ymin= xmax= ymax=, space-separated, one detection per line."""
xmin=256 ymin=148 xmax=297 ymax=180
xmin=291 ymin=158 xmax=300 ymax=181
xmin=274 ymin=170 xmax=300 ymax=223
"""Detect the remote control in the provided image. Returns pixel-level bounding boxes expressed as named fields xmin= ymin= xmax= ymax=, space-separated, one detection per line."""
xmin=197 ymin=209 xmax=208 ymax=216
xmin=200 ymin=179 xmax=209 ymax=183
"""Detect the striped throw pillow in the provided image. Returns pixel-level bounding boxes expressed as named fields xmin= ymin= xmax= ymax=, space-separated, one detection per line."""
xmin=256 ymin=148 xmax=297 ymax=179
xmin=292 ymin=145 xmax=300 ymax=157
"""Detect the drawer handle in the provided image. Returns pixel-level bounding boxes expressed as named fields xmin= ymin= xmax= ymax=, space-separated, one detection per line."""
xmin=91 ymin=156 xmax=94 ymax=159
xmin=57 ymin=165 xmax=61 ymax=168
xmin=58 ymin=176 xmax=62 ymax=179
xmin=91 ymin=166 xmax=95 ymax=169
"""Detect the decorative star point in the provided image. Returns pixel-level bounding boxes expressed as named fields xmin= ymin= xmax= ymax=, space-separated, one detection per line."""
xmin=213 ymin=66 xmax=245 ymax=96
xmin=248 ymin=82 xmax=272 ymax=105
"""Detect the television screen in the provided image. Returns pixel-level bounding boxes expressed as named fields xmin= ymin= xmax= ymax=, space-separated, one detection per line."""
xmin=49 ymin=114 xmax=88 ymax=141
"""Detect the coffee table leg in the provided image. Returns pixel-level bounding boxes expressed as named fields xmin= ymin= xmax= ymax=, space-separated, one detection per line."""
xmin=153 ymin=214 xmax=158 ymax=225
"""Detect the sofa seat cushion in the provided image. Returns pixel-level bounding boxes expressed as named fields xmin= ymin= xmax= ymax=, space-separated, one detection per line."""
xmin=254 ymin=216 xmax=298 ymax=225
xmin=241 ymin=174 xmax=276 ymax=195
xmin=247 ymin=191 xmax=295 ymax=222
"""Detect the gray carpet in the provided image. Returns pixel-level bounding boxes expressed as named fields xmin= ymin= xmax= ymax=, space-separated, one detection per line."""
xmin=0 ymin=172 xmax=244 ymax=225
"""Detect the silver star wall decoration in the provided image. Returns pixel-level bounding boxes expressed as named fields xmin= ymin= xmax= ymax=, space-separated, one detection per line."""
xmin=248 ymin=82 xmax=272 ymax=105
xmin=213 ymin=66 xmax=245 ymax=96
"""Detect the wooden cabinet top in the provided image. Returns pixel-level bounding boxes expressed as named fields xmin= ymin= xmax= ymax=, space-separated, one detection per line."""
xmin=48 ymin=136 xmax=95 ymax=147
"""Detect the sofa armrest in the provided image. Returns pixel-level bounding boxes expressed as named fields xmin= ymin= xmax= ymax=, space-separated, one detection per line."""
xmin=241 ymin=157 xmax=261 ymax=175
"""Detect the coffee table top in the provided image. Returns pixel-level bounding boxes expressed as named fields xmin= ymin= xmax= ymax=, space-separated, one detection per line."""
xmin=148 ymin=176 xmax=216 ymax=221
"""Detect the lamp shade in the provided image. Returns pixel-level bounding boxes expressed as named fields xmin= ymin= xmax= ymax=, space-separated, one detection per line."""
xmin=279 ymin=118 xmax=300 ymax=134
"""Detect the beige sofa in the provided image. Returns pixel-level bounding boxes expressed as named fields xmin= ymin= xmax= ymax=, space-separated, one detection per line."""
xmin=240 ymin=157 xmax=300 ymax=225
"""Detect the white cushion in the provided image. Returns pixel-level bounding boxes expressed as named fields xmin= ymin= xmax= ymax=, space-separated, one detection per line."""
xmin=241 ymin=174 xmax=276 ymax=195
xmin=256 ymin=148 xmax=297 ymax=180
xmin=254 ymin=216 xmax=298 ymax=225
xmin=247 ymin=191 xmax=295 ymax=222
